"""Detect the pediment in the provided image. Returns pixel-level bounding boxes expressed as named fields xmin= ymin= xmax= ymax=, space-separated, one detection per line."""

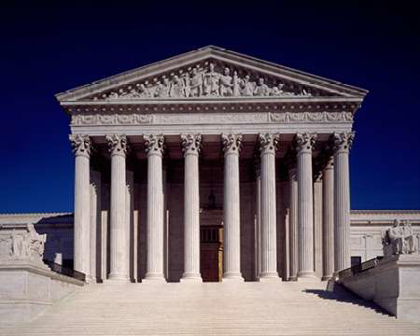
xmin=56 ymin=46 xmax=367 ymax=104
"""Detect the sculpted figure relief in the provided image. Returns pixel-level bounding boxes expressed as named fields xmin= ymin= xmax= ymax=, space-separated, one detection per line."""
xmin=254 ymin=78 xmax=270 ymax=96
xmin=203 ymin=62 xmax=220 ymax=96
xmin=382 ymin=220 xmax=417 ymax=257
xmin=219 ymin=67 xmax=234 ymax=96
xmin=0 ymin=223 xmax=46 ymax=263
xmin=99 ymin=62 xmax=312 ymax=100
xmin=185 ymin=67 xmax=203 ymax=97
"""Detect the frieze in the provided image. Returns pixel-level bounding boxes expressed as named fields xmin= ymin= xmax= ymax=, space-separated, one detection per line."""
xmin=270 ymin=111 xmax=353 ymax=123
xmin=71 ymin=114 xmax=153 ymax=126
xmin=70 ymin=111 xmax=353 ymax=126
xmin=155 ymin=113 xmax=268 ymax=125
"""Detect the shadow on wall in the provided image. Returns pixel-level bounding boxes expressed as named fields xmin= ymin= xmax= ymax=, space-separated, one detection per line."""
xmin=37 ymin=214 xmax=74 ymax=269
xmin=303 ymin=285 xmax=391 ymax=316
xmin=37 ymin=214 xmax=74 ymax=225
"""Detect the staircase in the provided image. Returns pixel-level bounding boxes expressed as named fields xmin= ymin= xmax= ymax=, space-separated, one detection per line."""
xmin=1 ymin=281 xmax=419 ymax=335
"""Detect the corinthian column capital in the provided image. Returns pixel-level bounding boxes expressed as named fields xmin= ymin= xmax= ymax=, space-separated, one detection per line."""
xmin=144 ymin=134 xmax=164 ymax=156
xmin=69 ymin=134 xmax=92 ymax=157
xmin=106 ymin=134 xmax=129 ymax=157
xmin=181 ymin=133 xmax=202 ymax=156
xmin=259 ymin=133 xmax=280 ymax=155
xmin=295 ymin=132 xmax=317 ymax=154
xmin=332 ymin=131 xmax=355 ymax=154
xmin=222 ymin=133 xmax=242 ymax=155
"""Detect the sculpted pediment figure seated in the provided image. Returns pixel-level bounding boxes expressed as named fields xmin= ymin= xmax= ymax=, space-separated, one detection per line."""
xmin=382 ymin=220 xmax=417 ymax=257
xmin=0 ymin=223 xmax=47 ymax=263
xmin=93 ymin=62 xmax=314 ymax=101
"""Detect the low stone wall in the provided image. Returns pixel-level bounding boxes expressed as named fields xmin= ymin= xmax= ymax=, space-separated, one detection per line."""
xmin=340 ymin=254 xmax=420 ymax=322
xmin=0 ymin=261 xmax=84 ymax=323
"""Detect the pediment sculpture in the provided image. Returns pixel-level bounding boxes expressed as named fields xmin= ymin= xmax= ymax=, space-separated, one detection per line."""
xmin=382 ymin=220 xmax=418 ymax=257
xmin=0 ymin=223 xmax=47 ymax=263
xmin=93 ymin=62 xmax=313 ymax=101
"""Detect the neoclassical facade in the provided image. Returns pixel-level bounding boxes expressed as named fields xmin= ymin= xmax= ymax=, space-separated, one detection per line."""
xmin=55 ymin=46 xmax=369 ymax=283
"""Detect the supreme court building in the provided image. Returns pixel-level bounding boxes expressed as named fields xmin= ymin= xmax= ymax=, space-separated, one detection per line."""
xmin=55 ymin=46 xmax=368 ymax=283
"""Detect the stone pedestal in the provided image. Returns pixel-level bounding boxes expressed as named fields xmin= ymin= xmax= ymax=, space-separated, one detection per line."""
xmin=222 ymin=133 xmax=244 ymax=281
xmin=181 ymin=134 xmax=202 ymax=282
xmin=0 ymin=223 xmax=84 ymax=323
xmin=295 ymin=133 xmax=317 ymax=280
xmin=0 ymin=262 xmax=84 ymax=323
xmin=258 ymin=133 xmax=280 ymax=281
xmin=340 ymin=254 xmax=420 ymax=322
xmin=144 ymin=134 xmax=166 ymax=281
xmin=107 ymin=134 xmax=129 ymax=282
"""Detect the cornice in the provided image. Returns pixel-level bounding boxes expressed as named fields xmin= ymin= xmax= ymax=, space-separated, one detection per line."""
xmin=0 ymin=212 xmax=73 ymax=217
xmin=351 ymin=210 xmax=420 ymax=215
xmin=63 ymin=100 xmax=361 ymax=118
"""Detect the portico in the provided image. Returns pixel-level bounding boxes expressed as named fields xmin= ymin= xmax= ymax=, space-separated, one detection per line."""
xmin=58 ymin=46 xmax=367 ymax=283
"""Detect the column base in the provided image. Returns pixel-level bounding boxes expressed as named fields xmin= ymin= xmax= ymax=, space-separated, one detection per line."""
xmin=107 ymin=273 xmax=131 ymax=283
xmin=259 ymin=272 xmax=281 ymax=282
xmin=297 ymin=271 xmax=319 ymax=282
xmin=289 ymin=275 xmax=298 ymax=281
xmin=85 ymin=275 xmax=96 ymax=284
xmin=222 ymin=272 xmax=244 ymax=282
xmin=180 ymin=272 xmax=202 ymax=283
xmin=143 ymin=273 xmax=166 ymax=282
xmin=321 ymin=274 xmax=333 ymax=281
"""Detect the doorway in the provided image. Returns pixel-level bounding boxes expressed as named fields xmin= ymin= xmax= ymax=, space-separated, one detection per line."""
xmin=200 ymin=225 xmax=223 ymax=282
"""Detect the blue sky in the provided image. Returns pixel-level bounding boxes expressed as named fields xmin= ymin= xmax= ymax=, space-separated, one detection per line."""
xmin=1 ymin=1 xmax=419 ymax=212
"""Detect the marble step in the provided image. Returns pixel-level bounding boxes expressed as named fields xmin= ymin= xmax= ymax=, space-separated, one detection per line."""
xmin=1 ymin=282 xmax=419 ymax=335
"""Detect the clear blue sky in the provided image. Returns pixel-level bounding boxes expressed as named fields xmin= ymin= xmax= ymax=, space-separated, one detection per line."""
xmin=1 ymin=1 xmax=419 ymax=212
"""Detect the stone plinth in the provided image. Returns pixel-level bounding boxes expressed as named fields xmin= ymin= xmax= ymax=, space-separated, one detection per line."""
xmin=0 ymin=261 xmax=84 ymax=323
xmin=340 ymin=254 xmax=420 ymax=322
xmin=0 ymin=223 xmax=83 ymax=323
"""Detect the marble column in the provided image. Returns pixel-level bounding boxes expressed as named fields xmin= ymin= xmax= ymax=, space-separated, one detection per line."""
xmin=126 ymin=170 xmax=134 ymax=281
xmin=296 ymin=132 xmax=317 ymax=279
xmin=322 ymin=158 xmax=334 ymax=280
xmin=106 ymin=134 xmax=129 ymax=281
xmin=288 ymin=167 xmax=298 ymax=280
xmin=259 ymin=133 xmax=280 ymax=280
xmin=222 ymin=133 xmax=244 ymax=281
xmin=70 ymin=134 xmax=92 ymax=278
xmin=313 ymin=173 xmax=323 ymax=278
xmin=90 ymin=170 xmax=101 ymax=282
xmin=181 ymin=133 xmax=202 ymax=282
xmin=144 ymin=134 xmax=166 ymax=281
xmin=254 ymin=157 xmax=261 ymax=280
xmin=333 ymin=132 xmax=354 ymax=273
